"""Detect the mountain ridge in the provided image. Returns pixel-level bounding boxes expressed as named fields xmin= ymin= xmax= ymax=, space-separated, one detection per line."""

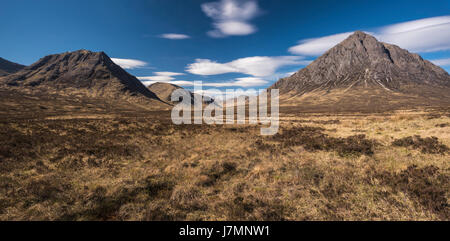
xmin=0 ymin=50 xmax=165 ymax=105
xmin=0 ymin=57 xmax=25 ymax=76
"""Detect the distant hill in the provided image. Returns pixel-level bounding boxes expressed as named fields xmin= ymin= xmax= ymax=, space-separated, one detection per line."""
xmin=0 ymin=57 xmax=25 ymax=76
xmin=148 ymin=82 xmax=214 ymax=105
xmin=0 ymin=50 xmax=165 ymax=105
xmin=270 ymin=31 xmax=450 ymax=112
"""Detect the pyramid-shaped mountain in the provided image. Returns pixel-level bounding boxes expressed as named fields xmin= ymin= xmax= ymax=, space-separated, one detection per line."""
xmin=271 ymin=31 xmax=450 ymax=111
xmin=273 ymin=31 xmax=450 ymax=93
xmin=0 ymin=57 xmax=25 ymax=76
xmin=0 ymin=50 xmax=162 ymax=103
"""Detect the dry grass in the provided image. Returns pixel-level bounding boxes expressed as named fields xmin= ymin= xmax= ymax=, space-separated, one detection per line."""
xmin=0 ymin=108 xmax=449 ymax=220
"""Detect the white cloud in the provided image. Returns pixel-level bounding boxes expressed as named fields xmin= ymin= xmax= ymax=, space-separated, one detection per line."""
xmin=159 ymin=33 xmax=191 ymax=39
xmin=229 ymin=77 xmax=267 ymax=87
xmin=212 ymin=21 xmax=256 ymax=36
xmin=154 ymin=72 xmax=185 ymax=77
xmin=288 ymin=15 xmax=450 ymax=55
xmin=141 ymin=78 xmax=267 ymax=88
xmin=202 ymin=77 xmax=268 ymax=87
xmin=288 ymin=32 xmax=355 ymax=56
xmin=430 ymin=58 xmax=450 ymax=66
xmin=230 ymin=56 xmax=307 ymax=76
xmin=138 ymin=76 xmax=175 ymax=82
xmin=380 ymin=16 xmax=450 ymax=34
xmin=137 ymin=71 xmax=186 ymax=82
xmin=202 ymin=0 xmax=261 ymax=38
xmin=186 ymin=56 xmax=308 ymax=77
xmin=111 ymin=58 xmax=148 ymax=69
xmin=377 ymin=16 xmax=450 ymax=53
xmin=185 ymin=59 xmax=237 ymax=75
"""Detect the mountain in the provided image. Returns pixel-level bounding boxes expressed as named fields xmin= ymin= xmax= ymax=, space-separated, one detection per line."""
xmin=148 ymin=82 xmax=214 ymax=105
xmin=0 ymin=50 xmax=163 ymax=104
xmin=0 ymin=57 xmax=25 ymax=76
xmin=270 ymin=31 xmax=450 ymax=111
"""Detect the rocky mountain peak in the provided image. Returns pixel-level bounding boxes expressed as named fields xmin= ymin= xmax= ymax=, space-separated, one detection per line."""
xmin=1 ymin=50 xmax=161 ymax=102
xmin=271 ymin=31 xmax=450 ymax=95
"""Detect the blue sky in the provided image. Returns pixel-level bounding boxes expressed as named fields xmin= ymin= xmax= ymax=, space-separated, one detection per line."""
xmin=1 ymin=0 xmax=449 ymax=96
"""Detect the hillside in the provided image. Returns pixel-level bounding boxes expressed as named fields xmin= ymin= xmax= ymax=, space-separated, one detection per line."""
xmin=0 ymin=57 xmax=25 ymax=76
xmin=148 ymin=82 xmax=214 ymax=105
xmin=0 ymin=50 xmax=169 ymax=117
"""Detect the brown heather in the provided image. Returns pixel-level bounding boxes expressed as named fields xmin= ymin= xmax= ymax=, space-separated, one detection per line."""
xmin=0 ymin=107 xmax=449 ymax=220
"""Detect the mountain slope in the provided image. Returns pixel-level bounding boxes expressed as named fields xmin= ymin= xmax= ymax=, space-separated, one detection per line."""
xmin=148 ymin=82 xmax=214 ymax=105
xmin=0 ymin=57 xmax=25 ymax=76
xmin=0 ymin=50 xmax=163 ymax=103
xmin=270 ymin=31 xmax=450 ymax=111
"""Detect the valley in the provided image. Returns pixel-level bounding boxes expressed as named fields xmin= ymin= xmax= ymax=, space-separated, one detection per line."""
xmin=0 ymin=31 xmax=449 ymax=221
xmin=0 ymin=107 xmax=448 ymax=220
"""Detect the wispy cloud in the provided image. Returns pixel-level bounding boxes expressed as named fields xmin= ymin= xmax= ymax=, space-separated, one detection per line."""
xmin=378 ymin=16 xmax=450 ymax=53
xmin=139 ymin=76 xmax=175 ymax=82
xmin=430 ymin=58 xmax=450 ymax=67
xmin=186 ymin=56 xmax=309 ymax=77
xmin=111 ymin=58 xmax=148 ymax=69
xmin=288 ymin=32 xmax=356 ymax=56
xmin=154 ymin=72 xmax=186 ymax=77
xmin=159 ymin=33 xmax=191 ymax=40
xmin=137 ymin=71 xmax=185 ymax=82
xmin=288 ymin=16 xmax=450 ymax=55
xmin=141 ymin=77 xmax=267 ymax=88
xmin=202 ymin=0 xmax=262 ymax=38
xmin=210 ymin=77 xmax=267 ymax=87
xmin=200 ymin=77 xmax=268 ymax=87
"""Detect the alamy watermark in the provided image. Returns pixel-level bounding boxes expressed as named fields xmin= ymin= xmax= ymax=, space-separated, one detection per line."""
xmin=171 ymin=81 xmax=279 ymax=136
